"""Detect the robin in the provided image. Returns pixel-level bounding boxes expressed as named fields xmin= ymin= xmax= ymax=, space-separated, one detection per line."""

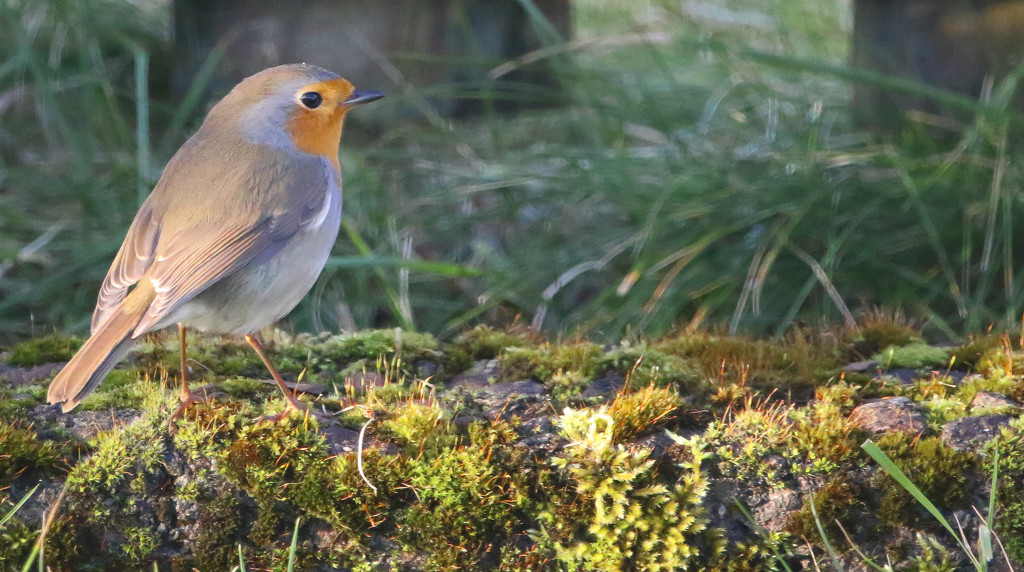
xmin=46 ymin=64 xmax=384 ymax=419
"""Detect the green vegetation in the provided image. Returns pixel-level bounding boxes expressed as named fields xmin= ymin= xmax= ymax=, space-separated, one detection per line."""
xmin=0 ymin=319 xmax=1021 ymax=568
xmin=3 ymin=0 xmax=1024 ymax=343
xmin=5 ymin=0 xmax=1024 ymax=568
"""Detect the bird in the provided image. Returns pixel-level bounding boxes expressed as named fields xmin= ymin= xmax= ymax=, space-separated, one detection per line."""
xmin=46 ymin=64 xmax=384 ymax=418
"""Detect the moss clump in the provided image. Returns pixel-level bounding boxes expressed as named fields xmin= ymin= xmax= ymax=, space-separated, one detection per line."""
xmin=654 ymin=331 xmax=836 ymax=399
xmin=873 ymin=343 xmax=950 ymax=370
xmin=702 ymin=386 xmax=864 ymax=483
xmin=536 ymin=407 xmax=718 ymax=570
xmin=786 ymin=476 xmax=858 ymax=545
xmin=453 ymin=324 xmax=539 ymax=359
xmin=193 ymin=493 xmax=243 ymax=571
xmin=6 ymin=334 xmax=82 ymax=366
xmin=78 ymin=368 xmax=151 ymax=411
xmin=873 ymin=434 xmax=976 ymax=529
xmin=401 ymin=421 xmax=526 ymax=569
xmin=326 ymin=328 xmax=437 ymax=358
xmin=985 ymin=418 xmax=1024 ymax=562
xmin=500 ymin=341 xmax=604 ymax=384
xmin=0 ymin=421 xmax=60 ymax=484
xmin=607 ymin=383 xmax=682 ymax=442
xmin=0 ymin=495 xmax=37 ymax=566
xmin=379 ymin=399 xmax=455 ymax=455
xmin=847 ymin=308 xmax=920 ymax=359
xmin=597 ymin=343 xmax=702 ymax=390
xmin=0 ymin=389 xmax=42 ymax=421
xmin=950 ymin=334 xmax=1005 ymax=370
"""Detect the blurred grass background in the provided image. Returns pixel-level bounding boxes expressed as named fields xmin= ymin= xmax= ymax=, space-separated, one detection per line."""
xmin=1 ymin=0 xmax=1022 ymax=344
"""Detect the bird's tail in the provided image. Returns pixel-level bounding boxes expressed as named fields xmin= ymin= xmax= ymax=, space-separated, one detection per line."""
xmin=47 ymin=284 xmax=155 ymax=412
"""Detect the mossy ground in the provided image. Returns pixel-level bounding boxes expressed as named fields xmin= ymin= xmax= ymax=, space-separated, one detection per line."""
xmin=1 ymin=323 xmax=1022 ymax=570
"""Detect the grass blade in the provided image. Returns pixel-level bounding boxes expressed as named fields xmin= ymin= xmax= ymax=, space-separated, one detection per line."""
xmin=862 ymin=440 xmax=976 ymax=563
xmin=286 ymin=516 xmax=300 ymax=572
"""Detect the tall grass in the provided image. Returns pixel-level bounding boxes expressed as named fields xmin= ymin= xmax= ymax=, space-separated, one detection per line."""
xmin=2 ymin=0 xmax=1023 ymax=343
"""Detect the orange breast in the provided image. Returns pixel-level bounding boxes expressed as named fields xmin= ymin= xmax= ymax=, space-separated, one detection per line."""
xmin=286 ymin=78 xmax=355 ymax=171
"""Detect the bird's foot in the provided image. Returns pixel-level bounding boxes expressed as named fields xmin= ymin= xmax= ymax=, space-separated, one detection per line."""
xmin=167 ymin=386 xmax=215 ymax=432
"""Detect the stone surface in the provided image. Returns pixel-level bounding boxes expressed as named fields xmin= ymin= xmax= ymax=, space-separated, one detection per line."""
xmin=753 ymin=487 xmax=803 ymax=533
xmin=850 ymin=396 xmax=926 ymax=436
xmin=970 ymin=391 xmax=1020 ymax=413
xmin=844 ymin=359 xmax=878 ymax=373
xmin=320 ymin=424 xmax=397 ymax=456
xmin=581 ymin=371 xmax=625 ymax=399
xmin=449 ymin=360 xmax=501 ymax=389
xmin=941 ymin=414 xmax=1012 ymax=453
xmin=0 ymin=362 xmax=64 ymax=387
xmin=49 ymin=408 xmax=144 ymax=441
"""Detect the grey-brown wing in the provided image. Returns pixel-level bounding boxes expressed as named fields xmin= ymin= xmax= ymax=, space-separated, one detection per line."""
xmin=129 ymin=167 xmax=335 ymax=337
xmin=91 ymin=205 xmax=161 ymax=333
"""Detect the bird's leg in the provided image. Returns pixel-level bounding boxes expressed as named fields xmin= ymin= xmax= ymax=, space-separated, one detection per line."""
xmin=168 ymin=324 xmax=211 ymax=425
xmin=245 ymin=333 xmax=308 ymax=421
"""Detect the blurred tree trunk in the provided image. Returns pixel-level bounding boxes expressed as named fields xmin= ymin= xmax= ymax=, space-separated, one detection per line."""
xmin=172 ymin=0 xmax=571 ymax=121
xmin=851 ymin=0 xmax=1024 ymax=130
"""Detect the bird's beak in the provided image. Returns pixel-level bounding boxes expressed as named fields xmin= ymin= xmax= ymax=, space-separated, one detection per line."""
xmin=344 ymin=90 xmax=385 ymax=105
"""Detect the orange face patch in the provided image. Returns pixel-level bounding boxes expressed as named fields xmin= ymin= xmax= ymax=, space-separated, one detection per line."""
xmin=286 ymin=77 xmax=356 ymax=169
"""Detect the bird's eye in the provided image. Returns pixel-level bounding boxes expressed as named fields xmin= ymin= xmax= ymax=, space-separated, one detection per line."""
xmin=299 ymin=91 xmax=322 ymax=109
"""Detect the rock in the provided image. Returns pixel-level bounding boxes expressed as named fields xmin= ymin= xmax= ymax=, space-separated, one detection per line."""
xmin=51 ymin=409 xmax=144 ymax=441
xmin=581 ymin=371 xmax=625 ymax=400
xmin=319 ymin=424 xmax=397 ymax=456
xmin=753 ymin=487 xmax=802 ymax=533
xmin=479 ymin=379 xmax=547 ymax=401
xmin=970 ymin=392 xmax=1020 ymax=413
xmin=850 ymin=396 xmax=925 ymax=436
xmin=0 ymin=362 xmax=64 ymax=387
xmin=844 ymin=359 xmax=878 ymax=373
xmin=449 ymin=359 xmax=501 ymax=388
xmin=874 ymin=369 xmax=919 ymax=385
xmin=516 ymin=415 xmax=554 ymax=437
xmin=940 ymin=414 xmax=1011 ymax=452
xmin=630 ymin=431 xmax=677 ymax=459
xmin=414 ymin=360 xmax=438 ymax=378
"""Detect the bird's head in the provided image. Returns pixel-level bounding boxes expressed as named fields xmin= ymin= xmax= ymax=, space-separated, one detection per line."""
xmin=206 ymin=64 xmax=384 ymax=166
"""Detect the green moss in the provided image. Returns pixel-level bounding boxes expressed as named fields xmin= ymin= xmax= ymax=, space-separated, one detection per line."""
xmin=537 ymin=408 xmax=718 ymax=569
xmin=985 ymin=417 xmax=1024 ymax=562
xmin=379 ymin=400 xmax=455 ymax=455
xmin=400 ymin=421 xmax=525 ymax=569
xmin=0 ymin=421 xmax=60 ymax=484
xmin=873 ymin=342 xmax=951 ymax=370
xmin=785 ymin=477 xmax=858 ymax=545
xmin=873 ymin=434 xmax=976 ymax=528
xmin=453 ymin=324 xmax=538 ymax=359
xmin=78 ymin=368 xmax=150 ymax=411
xmin=5 ymin=334 xmax=82 ymax=366
xmin=0 ymin=389 xmax=42 ymax=421
xmin=654 ymin=331 xmax=836 ymax=399
xmin=218 ymin=376 xmax=277 ymax=399
xmin=597 ymin=343 xmax=702 ymax=390
xmin=500 ymin=341 xmax=604 ymax=384
xmin=0 ymin=496 xmax=37 ymax=566
xmin=193 ymin=493 xmax=243 ymax=571
xmin=310 ymin=329 xmax=439 ymax=372
xmin=607 ymin=383 xmax=682 ymax=442
xmin=949 ymin=334 xmax=1005 ymax=370
xmin=847 ymin=309 xmax=921 ymax=359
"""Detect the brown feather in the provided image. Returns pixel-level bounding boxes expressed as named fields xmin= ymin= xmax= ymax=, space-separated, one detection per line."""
xmin=48 ymin=282 xmax=156 ymax=412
